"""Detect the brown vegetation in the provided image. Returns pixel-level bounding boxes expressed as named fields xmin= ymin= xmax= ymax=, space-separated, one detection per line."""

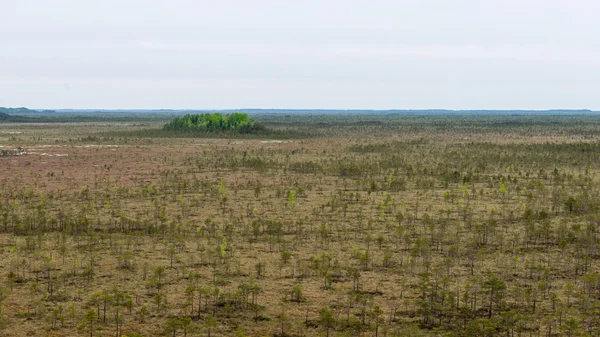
xmin=1 ymin=114 xmax=600 ymax=336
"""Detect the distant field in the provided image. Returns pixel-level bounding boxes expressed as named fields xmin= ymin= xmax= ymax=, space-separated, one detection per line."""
xmin=1 ymin=113 xmax=600 ymax=336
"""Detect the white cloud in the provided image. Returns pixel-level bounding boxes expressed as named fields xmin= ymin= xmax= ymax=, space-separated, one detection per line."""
xmin=1 ymin=0 xmax=599 ymax=108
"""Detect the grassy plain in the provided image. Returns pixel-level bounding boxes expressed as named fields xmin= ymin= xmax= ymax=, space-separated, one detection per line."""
xmin=1 ymin=113 xmax=600 ymax=336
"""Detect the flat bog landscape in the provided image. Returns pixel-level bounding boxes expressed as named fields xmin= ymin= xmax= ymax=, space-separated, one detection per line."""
xmin=2 ymin=112 xmax=600 ymax=337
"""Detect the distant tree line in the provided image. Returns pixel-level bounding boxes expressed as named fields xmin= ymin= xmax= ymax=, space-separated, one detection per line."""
xmin=163 ymin=113 xmax=265 ymax=133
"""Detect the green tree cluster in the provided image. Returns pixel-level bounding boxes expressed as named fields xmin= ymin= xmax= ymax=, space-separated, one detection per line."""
xmin=163 ymin=113 xmax=264 ymax=133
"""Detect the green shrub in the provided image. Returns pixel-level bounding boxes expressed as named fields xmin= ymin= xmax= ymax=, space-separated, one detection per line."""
xmin=164 ymin=113 xmax=265 ymax=133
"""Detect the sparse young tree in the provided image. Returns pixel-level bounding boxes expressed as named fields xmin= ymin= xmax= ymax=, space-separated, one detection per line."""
xmin=85 ymin=308 xmax=97 ymax=337
xmin=319 ymin=307 xmax=336 ymax=337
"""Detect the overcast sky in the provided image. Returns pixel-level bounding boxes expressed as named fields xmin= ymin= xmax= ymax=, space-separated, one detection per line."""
xmin=1 ymin=0 xmax=599 ymax=110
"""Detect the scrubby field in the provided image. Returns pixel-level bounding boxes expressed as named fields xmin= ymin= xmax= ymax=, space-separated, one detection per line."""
xmin=1 ymin=114 xmax=600 ymax=336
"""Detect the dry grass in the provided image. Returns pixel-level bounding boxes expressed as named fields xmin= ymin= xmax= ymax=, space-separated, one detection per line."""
xmin=0 ymin=116 xmax=600 ymax=336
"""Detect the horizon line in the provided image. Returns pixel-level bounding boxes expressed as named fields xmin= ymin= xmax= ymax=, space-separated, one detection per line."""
xmin=2 ymin=107 xmax=597 ymax=112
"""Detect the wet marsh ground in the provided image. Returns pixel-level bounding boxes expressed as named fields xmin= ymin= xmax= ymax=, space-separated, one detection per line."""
xmin=1 ymin=114 xmax=600 ymax=336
